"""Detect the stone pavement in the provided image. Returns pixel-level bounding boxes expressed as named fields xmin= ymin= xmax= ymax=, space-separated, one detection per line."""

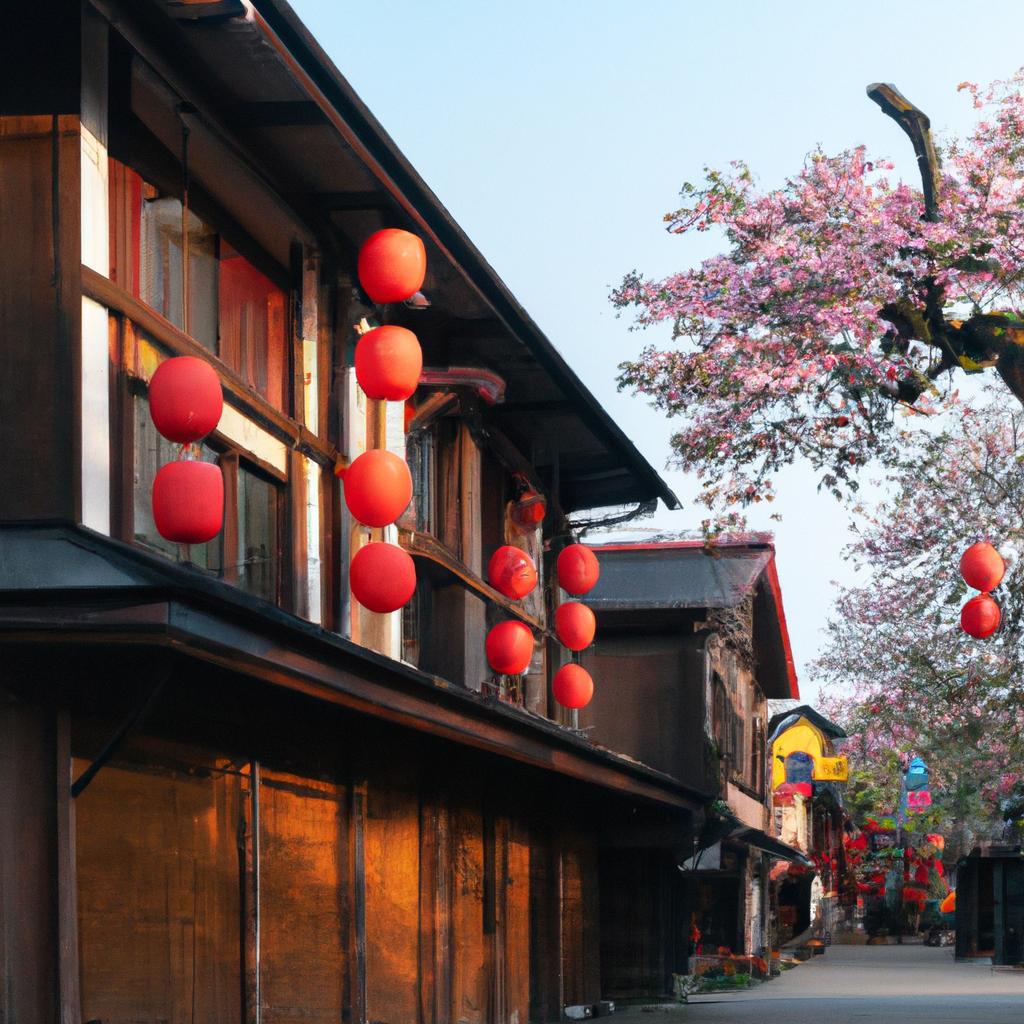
xmin=611 ymin=945 xmax=1024 ymax=1023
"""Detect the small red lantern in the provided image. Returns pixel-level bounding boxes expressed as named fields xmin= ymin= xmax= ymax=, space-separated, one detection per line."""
xmin=149 ymin=356 xmax=223 ymax=443
xmin=552 ymin=663 xmax=594 ymax=709
xmin=960 ymin=542 xmax=1005 ymax=592
xmin=511 ymin=490 xmax=546 ymax=531
xmin=343 ymin=449 xmax=413 ymax=527
xmin=350 ymin=542 xmax=416 ymax=613
xmin=152 ymin=460 xmax=224 ymax=544
xmin=555 ymin=602 xmax=596 ymax=651
xmin=557 ymin=544 xmax=600 ymax=596
xmin=487 ymin=545 xmax=537 ymax=600
xmin=404 ymin=400 xmax=417 ymax=432
xmin=485 ymin=620 xmax=534 ymax=675
xmin=357 ymin=228 xmax=427 ymax=304
xmin=355 ymin=325 xmax=423 ymax=401
xmin=961 ymin=593 xmax=1001 ymax=638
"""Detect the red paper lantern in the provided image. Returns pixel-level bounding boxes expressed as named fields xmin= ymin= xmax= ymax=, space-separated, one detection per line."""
xmin=487 ymin=545 xmax=537 ymax=600
xmin=343 ymin=449 xmax=413 ymax=527
xmin=350 ymin=542 xmax=416 ymax=613
xmin=485 ymin=620 xmax=534 ymax=675
xmin=404 ymin=401 xmax=417 ymax=432
xmin=355 ymin=325 xmax=423 ymax=401
xmin=557 ymin=544 xmax=600 ymax=596
xmin=149 ymin=356 xmax=223 ymax=443
xmin=357 ymin=228 xmax=427 ymax=304
xmin=152 ymin=460 xmax=224 ymax=544
xmin=511 ymin=490 xmax=546 ymax=531
xmin=960 ymin=542 xmax=1005 ymax=592
xmin=555 ymin=602 xmax=596 ymax=651
xmin=961 ymin=593 xmax=1001 ymax=638
xmin=552 ymin=663 xmax=594 ymax=709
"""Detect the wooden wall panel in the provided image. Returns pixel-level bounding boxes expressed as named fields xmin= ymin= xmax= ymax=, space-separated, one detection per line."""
xmin=364 ymin=766 xmax=421 ymax=1024
xmin=496 ymin=816 xmax=531 ymax=1024
xmin=258 ymin=769 xmax=346 ymax=1024
xmin=598 ymin=848 xmax=684 ymax=999
xmin=449 ymin=779 xmax=487 ymax=1024
xmin=580 ymin=633 xmax=705 ymax=785
xmin=75 ymin=758 xmax=242 ymax=1024
xmin=560 ymin=827 xmax=602 ymax=1010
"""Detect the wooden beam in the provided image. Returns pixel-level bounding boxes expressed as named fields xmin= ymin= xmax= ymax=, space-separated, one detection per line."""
xmin=82 ymin=265 xmax=340 ymax=469
xmin=314 ymin=191 xmax=393 ymax=212
xmin=234 ymin=101 xmax=326 ymax=127
xmin=0 ymin=608 xmax=701 ymax=810
xmin=401 ymin=531 xmax=547 ymax=634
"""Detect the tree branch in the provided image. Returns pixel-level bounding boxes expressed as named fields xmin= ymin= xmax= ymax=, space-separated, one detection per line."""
xmin=867 ymin=82 xmax=942 ymax=222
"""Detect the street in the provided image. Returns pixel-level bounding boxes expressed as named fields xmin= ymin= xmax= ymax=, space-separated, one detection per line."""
xmin=616 ymin=946 xmax=1024 ymax=1023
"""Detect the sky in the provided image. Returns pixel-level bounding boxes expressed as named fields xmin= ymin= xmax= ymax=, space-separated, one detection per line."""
xmin=290 ymin=0 xmax=1024 ymax=703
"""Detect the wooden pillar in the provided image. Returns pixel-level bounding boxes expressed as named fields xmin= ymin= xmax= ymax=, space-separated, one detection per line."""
xmin=0 ymin=697 xmax=79 ymax=1024
xmin=0 ymin=0 xmax=83 ymax=524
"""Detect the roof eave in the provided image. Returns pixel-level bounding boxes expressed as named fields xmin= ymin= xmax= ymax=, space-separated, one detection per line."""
xmin=246 ymin=0 xmax=679 ymax=512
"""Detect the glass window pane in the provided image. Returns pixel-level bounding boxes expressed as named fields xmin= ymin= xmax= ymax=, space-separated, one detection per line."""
xmin=133 ymin=393 xmax=223 ymax=574
xmin=237 ymin=465 xmax=278 ymax=602
xmin=139 ymin=196 xmax=219 ymax=352
xmin=219 ymin=248 xmax=287 ymax=409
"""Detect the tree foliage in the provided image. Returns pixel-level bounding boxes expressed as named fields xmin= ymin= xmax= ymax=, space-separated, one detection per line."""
xmin=815 ymin=398 xmax=1024 ymax=851
xmin=614 ymin=72 xmax=1024 ymax=525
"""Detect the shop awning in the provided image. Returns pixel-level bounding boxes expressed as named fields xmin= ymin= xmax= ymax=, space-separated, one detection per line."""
xmin=733 ymin=826 xmax=813 ymax=867
xmin=680 ymin=826 xmax=813 ymax=871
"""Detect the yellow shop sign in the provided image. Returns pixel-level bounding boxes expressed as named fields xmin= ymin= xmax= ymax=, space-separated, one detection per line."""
xmin=813 ymin=756 xmax=849 ymax=782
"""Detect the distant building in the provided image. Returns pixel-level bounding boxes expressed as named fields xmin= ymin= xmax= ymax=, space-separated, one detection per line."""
xmin=582 ymin=535 xmax=804 ymax=988
xmin=767 ymin=705 xmax=849 ymax=946
xmin=955 ymin=844 xmax=1024 ymax=965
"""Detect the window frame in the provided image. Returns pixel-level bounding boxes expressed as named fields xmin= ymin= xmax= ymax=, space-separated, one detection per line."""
xmin=118 ymin=363 xmax=289 ymax=608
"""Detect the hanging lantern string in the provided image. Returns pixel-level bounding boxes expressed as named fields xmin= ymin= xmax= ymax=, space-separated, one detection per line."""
xmin=177 ymin=105 xmax=192 ymax=336
xmin=175 ymin=441 xmax=201 ymax=462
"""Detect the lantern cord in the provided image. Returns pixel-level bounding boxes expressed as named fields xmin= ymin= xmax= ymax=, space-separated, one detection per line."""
xmin=178 ymin=106 xmax=194 ymax=336
xmin=70 ymin=665 xmax=173 ymax=798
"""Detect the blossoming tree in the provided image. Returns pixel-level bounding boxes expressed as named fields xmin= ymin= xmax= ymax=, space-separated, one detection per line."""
xmin=613 ymin=74 xmax=1024 ymax=523
xmin=815 ymin=399 xmax=1024 ymax=850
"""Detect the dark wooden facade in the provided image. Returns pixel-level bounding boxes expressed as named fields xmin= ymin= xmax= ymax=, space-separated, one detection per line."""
xmin=0 ymin=3 xmax=717 ymax=1022
xmin=955 ymin=846 xmax=1024 ymax=965
xmin=581 ymin=540 xmax=801 ymax=982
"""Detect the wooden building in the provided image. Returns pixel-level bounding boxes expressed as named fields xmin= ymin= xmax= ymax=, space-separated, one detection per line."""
xmin=0 ymin=3 xmax=723 ymax=1022
xmin=581 ymin=537 xmax=801 ymax=992
xmin=955 ymin=845 xmax=1024 ymax=965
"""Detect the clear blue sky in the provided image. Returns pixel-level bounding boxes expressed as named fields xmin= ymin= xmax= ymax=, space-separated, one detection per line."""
xmin=291 ymin=0 xmax=1024 ymax=702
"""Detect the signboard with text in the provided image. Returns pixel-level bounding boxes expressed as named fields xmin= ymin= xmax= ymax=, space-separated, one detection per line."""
xmin=813 ymin=755 xmax=849 ymax=782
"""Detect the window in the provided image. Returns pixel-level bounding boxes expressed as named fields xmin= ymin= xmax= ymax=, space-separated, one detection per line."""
xmin=132 ymin=393 xmax=281 ymax=604
xmin=110 ymin=158 xmax=288 ymax=411
xmin=750 ymin=717 xmax=764 ymax=794
xmin=405 ymin=420 xmax=437 ymax=533
xmin=219 ymin=245 xmax=286 ymax=409
xmin=132 ymin=393 xmax=223 ymax=574
xmin=236 ymin=462 xmax=280 ymax=602
xmin=140 ymin=194 xmax=219 ymax=351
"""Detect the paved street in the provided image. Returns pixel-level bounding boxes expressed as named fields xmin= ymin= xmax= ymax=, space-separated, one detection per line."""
xmin=615 ymin=945 xmax=1024 ymax=1023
